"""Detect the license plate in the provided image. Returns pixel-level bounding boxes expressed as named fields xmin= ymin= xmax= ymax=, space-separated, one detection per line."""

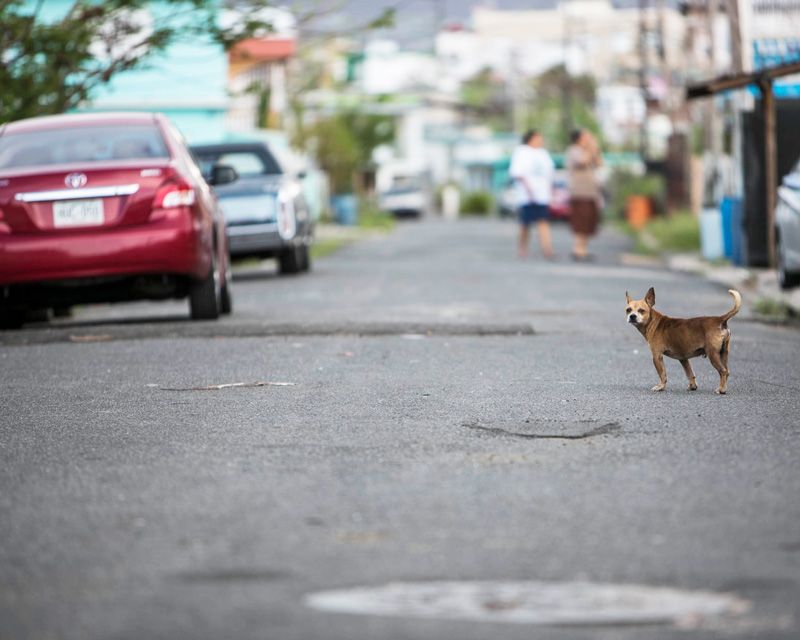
xmin=53 ymin=199 xmax=104 ymax=228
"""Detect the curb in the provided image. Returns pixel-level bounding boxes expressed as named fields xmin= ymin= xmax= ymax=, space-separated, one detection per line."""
xmin=665 ymin=253 xmax=800 ymax=318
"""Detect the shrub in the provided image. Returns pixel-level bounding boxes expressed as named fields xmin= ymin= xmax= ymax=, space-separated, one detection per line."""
xmin=608 ymin=169 xmax=665 ymax=219
xmin=641 ymin=210 xmax=700 ymax=253
xmin=460 ymin=190 xmax=493 ymax=215
xmin=358 ymin=198 xmax=395 ymax=231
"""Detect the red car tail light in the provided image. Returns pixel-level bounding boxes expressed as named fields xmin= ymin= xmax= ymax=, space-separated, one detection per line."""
xmin=154 ymin=180 xmax=196 ymax=209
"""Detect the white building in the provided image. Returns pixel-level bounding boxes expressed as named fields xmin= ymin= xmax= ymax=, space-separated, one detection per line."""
xmin=436 ymin=0 xmax=687 ymax=86
xmin=358 ymin=40 xmax=439 ymax=95
xmin=432 ymin=0 xmax=690 ymax=149
xmin=596 ymin=85 xmax=647 ymax=148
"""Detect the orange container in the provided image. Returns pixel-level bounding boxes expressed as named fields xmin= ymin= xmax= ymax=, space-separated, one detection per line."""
xmin=626 ymin=195 xmax=652 ymax=230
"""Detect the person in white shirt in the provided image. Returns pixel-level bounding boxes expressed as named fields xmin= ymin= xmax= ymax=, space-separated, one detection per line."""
xmin=509 ymin=129 xmax=555 ymax=259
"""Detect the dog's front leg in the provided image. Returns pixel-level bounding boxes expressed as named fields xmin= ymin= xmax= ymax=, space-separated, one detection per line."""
xmin=680 ymin=359 xmax=697 ymax=391
xmin=650 ymin=352 xmax=667 ymax=391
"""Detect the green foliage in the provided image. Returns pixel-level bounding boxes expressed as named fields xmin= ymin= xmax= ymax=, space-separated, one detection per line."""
xmin=753 ymin=297 xmax=791 ymax=320
xmin=523 ymin=64 xmax=602 ymax=149
xmin=1 ymin=1 xmax=396 ymax=124
xmin=608 ymin=169 xmax=665 ymax=218
xmin=461 ymin=68 xmax=513 ymax=131
xmin=0 ymin=0 xmax=277 ymax=122
xmin=358 ymin=198 xmax=395 ymax=231
xmin=690 ymin=123 xmax=706 ymax=156
xmin=308 ymin=111 xmax=394 ymax=195
xmin=460 ymin=191 xmax=494 ymax=215
xmin=308 ymin=117 xmax=360 ymax=195
xmin=636 ymin=211 xmax=700 ymax=253
xmin=643 ymin=211 xmax=700 ymax=253
xmin=310 ymin=237 xmax=347 ymax=260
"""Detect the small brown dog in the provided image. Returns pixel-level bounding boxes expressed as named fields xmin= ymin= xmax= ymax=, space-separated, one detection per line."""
xmin=626 ymin=287 xmax=741 ymax=394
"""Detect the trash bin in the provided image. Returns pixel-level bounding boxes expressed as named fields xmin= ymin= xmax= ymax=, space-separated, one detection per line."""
xmin=331 ymin=194 xmax=357 ymax=226
xmin=700 ymin=206 xmax=724 ymax=261
xmin=720 ymin=197 xmax=744 ymax=265
xmin=626 ymin=195 xmax=651 ymax=230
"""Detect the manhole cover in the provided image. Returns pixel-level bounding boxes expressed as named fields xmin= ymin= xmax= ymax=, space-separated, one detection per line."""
xmin=305 ymin=581 xmax=749 ymax=626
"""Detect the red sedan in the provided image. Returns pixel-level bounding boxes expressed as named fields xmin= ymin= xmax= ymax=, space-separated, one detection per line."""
xmin=0 ymin=112 xmax=236 ymax=328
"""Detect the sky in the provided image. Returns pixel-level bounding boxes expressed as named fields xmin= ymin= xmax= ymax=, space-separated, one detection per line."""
xmin=333 ymin=0 xmax=662 ymax=50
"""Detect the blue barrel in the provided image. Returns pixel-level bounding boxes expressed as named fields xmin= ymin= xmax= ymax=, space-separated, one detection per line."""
xmin=331 ymin=194 xmax=358 ymax=226
xmin=720 ymin=197 xmax=744 ymax=265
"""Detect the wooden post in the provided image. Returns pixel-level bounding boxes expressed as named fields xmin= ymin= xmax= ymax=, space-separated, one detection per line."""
xmin=760 ymin=77 xmax=777 ymax=268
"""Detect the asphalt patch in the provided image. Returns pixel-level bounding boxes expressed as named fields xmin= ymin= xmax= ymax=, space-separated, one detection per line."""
xmin=172 ymin=568 xmax=290 ymax=584
xmin=463 ymin=420 xmax=621 ymax=440
xmin=0 ymin=320 xmax=536 ymax=346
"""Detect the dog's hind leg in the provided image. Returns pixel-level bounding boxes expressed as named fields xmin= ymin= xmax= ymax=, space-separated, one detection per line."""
xmin=708 ymin=348 xmax=729 ymax=395
xmin=720 ymin=335 xmax=730 ymax=370
xmin=680 ymin=359 xmax=697 ymax=391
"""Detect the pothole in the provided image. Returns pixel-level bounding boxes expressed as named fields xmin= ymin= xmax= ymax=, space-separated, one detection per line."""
xmin=304 ymin=580 xmax=750 ymax=627
xmin=463 ymin=420 xmax=621 ymax=440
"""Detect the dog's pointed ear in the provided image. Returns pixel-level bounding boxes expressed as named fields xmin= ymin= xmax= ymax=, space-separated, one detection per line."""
xmin=645 ymin=287 xmax=656 ymax=307
xmin=625 ymin=291 xmax=632 ymax=303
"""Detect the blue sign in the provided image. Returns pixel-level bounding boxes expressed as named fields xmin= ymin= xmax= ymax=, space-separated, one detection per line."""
xmin=753 ymin=38 xmax=800 ymax=69
xmin=753 ymin=38 xmax=800 ymax=98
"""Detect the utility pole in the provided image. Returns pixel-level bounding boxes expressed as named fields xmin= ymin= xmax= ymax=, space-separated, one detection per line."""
xmin=432 ymin=0 xmax=446 ymax=49
xmin=638 ymin=0 xmax=649 ymax=161
xmin=761 ymin=76 xmax=777 ymax=268
xmin=655 ymin=0 xmax=671 ymax=119
xmin=705 ymin=0 xmax=721 ymax=153
xmin=727 ymin=0 xmax=744 ymax=73
xmin=561 ymin=8 xmax=573 ymax=146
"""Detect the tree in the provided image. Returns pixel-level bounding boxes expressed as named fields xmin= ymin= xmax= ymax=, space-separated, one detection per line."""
xmin=0 ymin=0 xmax=395 ymax=123
xmin=523 ymin=64 xmax=603 ymax=149
xmin=308 ymin=111 xmax=394 ymax=194
xmin=0 ymin=1 xmax=232 ymax=122
xmin=460 ymin=67 xmax=513 ymax=132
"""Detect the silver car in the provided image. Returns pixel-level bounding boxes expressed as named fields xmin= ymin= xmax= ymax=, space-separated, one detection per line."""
xmin=191 ymin=142 xmax=313 ymax=274
xmin=776 ymin=159 xmax=800 ymax=289
xmin=378 ymin=174 xmax=428 ymax=218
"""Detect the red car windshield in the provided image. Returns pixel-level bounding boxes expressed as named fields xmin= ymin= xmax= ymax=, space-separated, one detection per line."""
xmin=0 ymin=124 xmax=169 ymax=170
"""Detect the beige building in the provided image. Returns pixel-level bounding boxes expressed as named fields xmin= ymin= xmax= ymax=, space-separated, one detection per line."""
xmin=444 ymin=0 xmax=688 ymax=84
xmin=434 ymin=0 xmax=690 ymax=148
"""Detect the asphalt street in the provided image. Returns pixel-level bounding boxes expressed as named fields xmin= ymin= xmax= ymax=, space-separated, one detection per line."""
xmin=1 ymin=219 xmax=799 ymax=639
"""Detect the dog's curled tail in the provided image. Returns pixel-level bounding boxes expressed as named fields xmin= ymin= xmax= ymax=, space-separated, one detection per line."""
xmin=721 ymin=289 xmax=742 ymax=322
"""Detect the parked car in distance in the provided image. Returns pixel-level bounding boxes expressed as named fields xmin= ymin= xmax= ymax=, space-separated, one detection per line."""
xmin=498 ymin=179 xmax=516 ymax=218
xmin=549 ymin=170 xmax=571 ymax=220
xmin=378 ymin=173 xmax=428 ymax=218
xmin=0 ymin=112 xmax=236 ymax=329
xmin=190 ymin=142 xmax=313 ymax=274
xmin=776 ymin=158 xmax=800 ymax=289
xmin=498 ymin=170 xmax=570 ymax=220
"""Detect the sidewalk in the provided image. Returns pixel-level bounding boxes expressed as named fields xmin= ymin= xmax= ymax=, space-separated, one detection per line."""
xmin=666 ymin=253 xmax=800 ymax=320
